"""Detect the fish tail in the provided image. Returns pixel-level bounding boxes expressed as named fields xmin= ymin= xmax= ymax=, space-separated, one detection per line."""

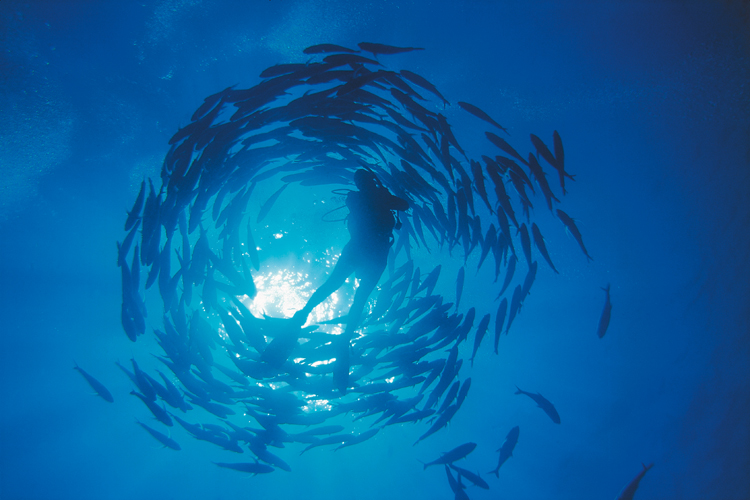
xmin=514 ymin=386 xmax=523 ymax=395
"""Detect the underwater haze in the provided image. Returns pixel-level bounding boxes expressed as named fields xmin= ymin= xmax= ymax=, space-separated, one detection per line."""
xmin=1 ymin=1 xmax=748 ymax=499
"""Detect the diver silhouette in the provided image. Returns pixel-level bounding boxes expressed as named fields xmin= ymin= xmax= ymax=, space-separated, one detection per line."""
xmin=292 ymin=168 xmax=409 ymax=393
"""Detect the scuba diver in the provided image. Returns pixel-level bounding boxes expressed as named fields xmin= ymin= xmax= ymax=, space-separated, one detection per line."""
xmin=292 ymin=168 xmax=409 ymax=393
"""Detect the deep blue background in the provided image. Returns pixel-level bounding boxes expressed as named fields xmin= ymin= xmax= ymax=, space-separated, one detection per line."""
xmin=1 ymin=1 xmax=748 ymax=499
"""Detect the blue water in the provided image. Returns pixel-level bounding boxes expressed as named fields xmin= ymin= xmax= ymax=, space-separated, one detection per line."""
xmin=1 ymin=1 xmax=748 ymax=499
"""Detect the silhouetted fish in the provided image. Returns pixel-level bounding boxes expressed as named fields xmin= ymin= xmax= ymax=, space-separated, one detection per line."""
xmin=213 ymin=462 xmax=274 ymax=474
xmin=515 ymin=386 xmax=560 ymax=424
xmin=257 ymin=183 xmax=288 ymax=224
xmin=490 ymin=425 xmax=519 ymax=477
xmin=458 ymin=101 xmax=508 ymax=134
xmin=597 ymin=284 xmax=612 ymax=338
xmin=556 ymin=209 xmax=592 ymax=261
xmin=400 ymin=69 xmax=449 ymax=106
xmin=137 ymin=420 xmax=180 ymax=450
xmin=303 ymin=43 xmax=358 ymax=54
xmin=616 ymin=463 xmax=654 ymax=500
xmin=73 ymin=363 xmax=114 ymax=403
xmin=421 ymin=442 xmax=477 ymax=469
xmin=531 ymin=223 xmax=558 ymax=273
xmin=358 ymin=42 xmax=424 ymax=56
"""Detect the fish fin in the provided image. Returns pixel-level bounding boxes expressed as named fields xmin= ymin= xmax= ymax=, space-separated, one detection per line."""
xmin=514 ymin=386 xmax=523 ymax=395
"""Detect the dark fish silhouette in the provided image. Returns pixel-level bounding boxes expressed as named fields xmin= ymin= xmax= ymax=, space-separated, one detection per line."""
xmin=486 ymin=131 xmax=527 ymax=165
xmin=458 ymin=101 xmax=508 ymax=133
xmin=450 ymin=463 xmax=489 ymax=489
xmin=515 ymin=386 xmax=560 ymax=424
xmin=421 ymin=442 xmax=477 ymax=469
xmin=137 ymin=420 xmax=180 ymax=450
xmin=490 ymin=425 xmax=519 ymax=477
xmin=597 ymin=284 xmax=612 ymax=338
xmin=124 ymin=180 xmax=145 ymax=231
xmin=528 ymin=154 xmax=560 ymax=211
xmin=213 ymin=462 xmax=274 ymax=475
xmin=257 ymin=183 xmax=288 ymax=224
xmin=552 ymin=130 xmax=574 ymax=194
xmin=505 ymin=285 xmax=523 ymax=334
xmin=130 ymin=390 xmax=173 ymax=427
xmin=494 ymin=298 xmax=507 ymax=354
xmin=518 ymin=224 xmax=532 ymax=266
xmin=358 ymin=42 xmax=424 ymax=56
xmin=323 ymin=53 xmax=381 ymax=67
xmin=556 ymin=209 xmax=592 ymax=261
xmin=498 ymin=255 xmax=516 ymax=297
xmin=529 ymin=134 xmax=557 ymax=170
xmin=73 ymin=363 xmax=114 ymax=403
xmin=400 ymin=69 xmax=449 ymax=106
xmin=455 ymin=266 xmax=465 ymax=310
xmin=445 ymin=466 xmax=470 ymax=500
xmin=470 ymin=314 xmax=491 ymax=367
xmin=531 ymin=223 xmax=558 ymax=273
xmin=616 ymin=463 xmax=653 ymax=500
xmin=303 ymin=43 xmax=358 ymax=54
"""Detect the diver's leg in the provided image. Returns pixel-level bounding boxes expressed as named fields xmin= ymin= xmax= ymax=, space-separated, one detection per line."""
xmin=333 ymin=247 xmax=387 ymax=394
xmin=293 ymin=244 xmax=355 ymax=324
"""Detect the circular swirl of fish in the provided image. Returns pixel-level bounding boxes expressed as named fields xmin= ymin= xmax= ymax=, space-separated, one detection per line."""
xmin=117 ymin=42 xmax=582 ymax=466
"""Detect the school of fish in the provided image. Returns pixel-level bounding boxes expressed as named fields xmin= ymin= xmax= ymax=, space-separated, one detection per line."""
xmin=73 ymin=42 xmax=647 ymax=498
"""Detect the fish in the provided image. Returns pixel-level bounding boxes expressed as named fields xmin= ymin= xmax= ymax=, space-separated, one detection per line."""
xmin=303 ymin=43 xmax=358 ymax=54
xmin=552 ymin=130 xmax=574 ymax=194
xmin=455 ymin=266 xmax=465 ymax=310
xmin=130 ymin=390 xmax=173 ymax=427
xmin=518 ymin=223 xmax=532 ymax=266
xmin=486 ymin=162 xmax=519 ymax=228
xmin=469 ymin=314 xmax=491 ymax=366
xmin=335 ymin=428 xmax=380 ymax=451
xmin=458 ymin=101 xmax=508 ymax=134
xmin=616 ymin=463 xmax=654 ymax=500
xmin=597 ymin=284 xmax=612 ymax=338
xmin=416 ymin=265 xmax=441 ymax=297
xmin=455 ymin=378 xmax=471 ymax=409
xmin=124 ymin=180 xmax=146 ymax=231
xmin=421 ymin=442 xmax=477 ymax=469
xmin=436 ymin=381 xmax=461 ymax=416
xmin=257 ymin=183 xmax=288 ymax=224
xmin=449 ymin=463 xmax=490 ymax=489
xmin=400 ymin=69 xmax=449 ymax=106
xmin=248 ymin=441 xmax=292 ymax=471
xmin=213 ymin=462 xmax=274 ymax=475
xmin=477 ymin=224 xmax=496 ymax=272
xmin=498 ymin=255 xmax=516 ymax=298
xmin=322 ymin=53 xmax=382 ymax=67
xmin=527 ymin=154 xmax=560 ymax=211
xmin=413 ymin=404 xmax=459 ymax=445
xmin=137 ymin=420 xmax=181 ymax=450
xmin=515 ymin=386 xmax=560 ymax=424
xmin=531 ymin=223 xmax=558 ymax=274
xmin=520 ymin=261 xmax=537 ymax=303
xmin=529 ymin=133 xmax=557 ymax=170
xmin=131 ymin=358 xmax=157 ymax=402
xmin=556 ymin=209 xmax=592 ymax=261
xmin=494 ymin=298 xmax=507 ymax=354
xmin=358 ymin=42 xmax=424 ymax=56
xmin=445 ymin=466 xmax=470 ymax=500
xmin=505 ymin=285 xmax=523 ymax=334
xmin=73 ymin=363 xmax=114 ymax=403
xmin=490 ymin=425 xmax=519 ymax=477
xmin=486 ymin=131 xmax=527 ymax=165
